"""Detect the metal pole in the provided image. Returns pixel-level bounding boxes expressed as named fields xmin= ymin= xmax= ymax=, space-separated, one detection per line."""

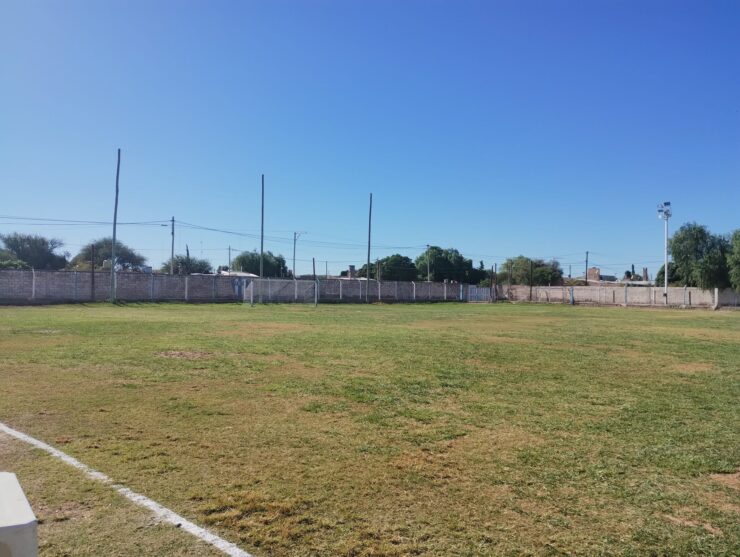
xmin=170 ymin=216 xmax=175 ymax=275
xmin=664 ymin=217 xmax=668 ymax=303
xmin=293 ymin=232 xmax=297 ymax=278
xmin=585 ymin=251 xmax=589 ymax=286
xmin=228 ymin=245 xmax=231 ymax=271
xmin=366 ymin=193 xmax=372 ymax=303
xmin=260 ymin=174 xmax=264 ymax=278
xmin=110 ymin=148 xmax=121 ymax=302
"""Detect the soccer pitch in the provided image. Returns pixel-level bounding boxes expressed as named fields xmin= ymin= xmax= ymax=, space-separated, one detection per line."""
xmin=1 ymin=303 xmax=738 ymax=556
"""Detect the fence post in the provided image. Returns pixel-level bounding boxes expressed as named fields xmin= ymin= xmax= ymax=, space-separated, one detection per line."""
xmin=185 ymin=276 xmax=189 ymax=302
xmin=150 ymin=273 xmax=154 ymax=301
xmin=683 ymin=285 xmax=687 ymax=307
xmin=444 ymin=283 xmax=447 ymax=301
xmin=460 ymin=284 xmax=463 ymax=301
xmin=624 ymin=285 xmax=628 ymax=306
xmin=212 ymin=275 xmax=216 ymax=301
xmin=314 ymin=280 xmax=318 ymax=307
xmin=569 ymin=287 xmax=574 ymax=305
xmin=395 ymin=281 xmax=398 ymax=301
xmin=294 ymin=279 xmax=298 ymax=301
xmin=73 ymin=271 xmax=78 ymax=301
xmin=31 ymin=269 xmax=36 ymax=300
xmin=377 ymin=280 xmax=381 ymax=301
xmin=339 ymin=280 xmax=343 ymax=301
xmin=713 ymin=288 xmax=719 ymax=310
xmin=250 ymin=281 xmax=254 ymax=306
xmin=412 ymin=281 xmax=416 ymax=301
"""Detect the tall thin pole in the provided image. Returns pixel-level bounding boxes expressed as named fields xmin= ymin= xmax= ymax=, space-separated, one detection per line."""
xmin=260 ymin=174 xmax=265 ymax=277
xmin=664 ymin=217 xmax=668 ymax=301
xmin=170 ymin=216 xmax=175 ymax=275
xmin=366 ymin=193 xmax=372 ymax=303
xmin=312 ymin=257 xmax=316 ymax=281
xmin=228 ymin=245 xmax=231 ymax=271
xmin=426 ymin=244 xmax=430 ymax=282
xmin=325 ymin=260 xmax=328 ymax=279
xmin=110 ymin=148 xmax=121 ymax=302
xmin=529 ymin=259 xmax=534 ymax=301
xmin=585 ymin=251 xmax=589 ymax=286
xmin=293 ymin=232 xmax=297 ymax=278
xmin=90 ymin=244 xmax=95 ymax=301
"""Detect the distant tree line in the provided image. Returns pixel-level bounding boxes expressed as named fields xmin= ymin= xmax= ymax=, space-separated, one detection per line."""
xmin=2 ymin=223 xmax=739 ymax=289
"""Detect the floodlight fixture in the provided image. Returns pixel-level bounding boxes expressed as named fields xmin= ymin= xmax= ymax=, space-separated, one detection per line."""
xmin=657 ymin=201 xmax=672 ymax=302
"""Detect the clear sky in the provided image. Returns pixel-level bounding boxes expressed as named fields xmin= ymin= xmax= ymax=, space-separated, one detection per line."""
xmin=1 ymin=0 xmax=738 ymax=278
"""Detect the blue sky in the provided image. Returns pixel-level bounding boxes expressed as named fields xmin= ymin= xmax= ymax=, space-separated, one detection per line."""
xmin=1 ymin=0 xmax=738 ymax=278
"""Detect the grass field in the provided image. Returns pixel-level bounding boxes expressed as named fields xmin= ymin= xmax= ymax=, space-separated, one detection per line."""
xmin=0 ymin=302 xmax=738 ymax=556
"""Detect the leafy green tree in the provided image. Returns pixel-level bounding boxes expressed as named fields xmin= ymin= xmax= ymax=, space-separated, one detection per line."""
xmin=0 ymin=233 xmax=67 ymax=270
xmin=668 ymin=223 xmax=730 ymax=287
xmin=231 ymin=250 xmax=289 ymax=277
xmin=71 ymin=238 xmax=146 ymax=270
xmin=160 ymin=255 xmax=212 ymax=275
xmin=414 ymin=246 xmax=487 ymax=283
xmin=693 ymin=246 xmax=730 ymax=290
xmin=0 ymin=248 xmax=31 ymax=269
xmin=357 ymin=254 xmax=417 ymax=281
xmin=496 ymin=256 xmax=563 ymax=286
xmin=654 ymin=263 xmax=678 ymax=288
xmin=729 ymin=230 xmax=740 ymax=291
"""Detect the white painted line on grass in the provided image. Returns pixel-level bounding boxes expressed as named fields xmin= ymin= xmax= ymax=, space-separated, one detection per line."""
xmin=0 ymin=421 xmax=254 ymax=557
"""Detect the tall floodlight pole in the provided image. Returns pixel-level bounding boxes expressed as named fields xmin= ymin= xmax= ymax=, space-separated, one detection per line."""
xmin=110 ymin=148 xmax=121 ymax=302
xmin=260 ymin=174 xmax=265 ymax=278
xmin=170 ymin=216 xmax=175 ymax=275
xmin=292 ymin=232 xmax=306 ymax=278
xmin=657 ymin=201 xmax=672 ymax=303
xmin=366 ymin=193 xmax=372 ymax=303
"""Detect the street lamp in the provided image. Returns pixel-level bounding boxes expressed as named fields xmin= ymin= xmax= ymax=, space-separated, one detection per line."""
xmin=657 ymin=201 xmax=672 ymax=303
xmin=292 ymin=231 xmax=306 ymax=279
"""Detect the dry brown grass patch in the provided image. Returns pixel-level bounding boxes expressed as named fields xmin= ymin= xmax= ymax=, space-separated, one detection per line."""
xmin=157 ymin=350 xmax=212 ymax=360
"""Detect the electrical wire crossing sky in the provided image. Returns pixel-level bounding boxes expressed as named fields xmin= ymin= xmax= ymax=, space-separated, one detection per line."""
xmin=1 ymin=1 xmax=738 ymax=277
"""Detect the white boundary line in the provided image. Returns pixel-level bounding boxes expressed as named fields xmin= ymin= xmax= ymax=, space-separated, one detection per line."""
xmin=0 ymin=421 xmax=254 ymax=557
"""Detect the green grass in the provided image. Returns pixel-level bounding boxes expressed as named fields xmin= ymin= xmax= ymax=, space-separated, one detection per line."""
xmin=0 ymin=302 xmax=738 ymax=556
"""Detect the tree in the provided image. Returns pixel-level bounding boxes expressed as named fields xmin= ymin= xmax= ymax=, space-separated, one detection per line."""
xmin=496 ymin=256 xmax=563 ymax=286
xmin=729 ymin=230 xmax=740 ymax=291
xmin=414 ymin=246 xmax=487 ymax=283
xmin=0 ymin=233 xmax=67 ymax=270
xmin=654 ymin=262 xmax=678 ymax=288
xmin=160 ymin=255 xmax=212 ymax=275
xmin=357 ymin=254 xmax=417 ymax=281
xmin=0 ymin=248 xmax=31 ymax=269
xmin=231 ymin=250 xmax=289 ymax=277
xmin=71 ymin=238 xmax=146 ymax=270
xmin=668 ymin=223 xmax=730 ymax=288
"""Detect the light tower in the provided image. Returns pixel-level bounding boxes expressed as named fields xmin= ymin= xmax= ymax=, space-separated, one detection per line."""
xmin=657 ymin=201 xmax=672 ymax=303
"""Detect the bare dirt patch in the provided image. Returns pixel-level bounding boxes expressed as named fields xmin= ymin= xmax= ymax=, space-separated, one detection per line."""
xmin=663 ymin=513 xmax=721 ymax=535
xmin=157 ymin=350 xmax=212 ymax=360
xmin=711 ymin=470 xmax=740 ymax=491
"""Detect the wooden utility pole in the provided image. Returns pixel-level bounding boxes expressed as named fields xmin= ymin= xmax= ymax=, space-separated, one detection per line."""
xmin=110 ymin=148 xmax=121 ymax=302
xmin=366 ymin=193 xmax=372 ymax=303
